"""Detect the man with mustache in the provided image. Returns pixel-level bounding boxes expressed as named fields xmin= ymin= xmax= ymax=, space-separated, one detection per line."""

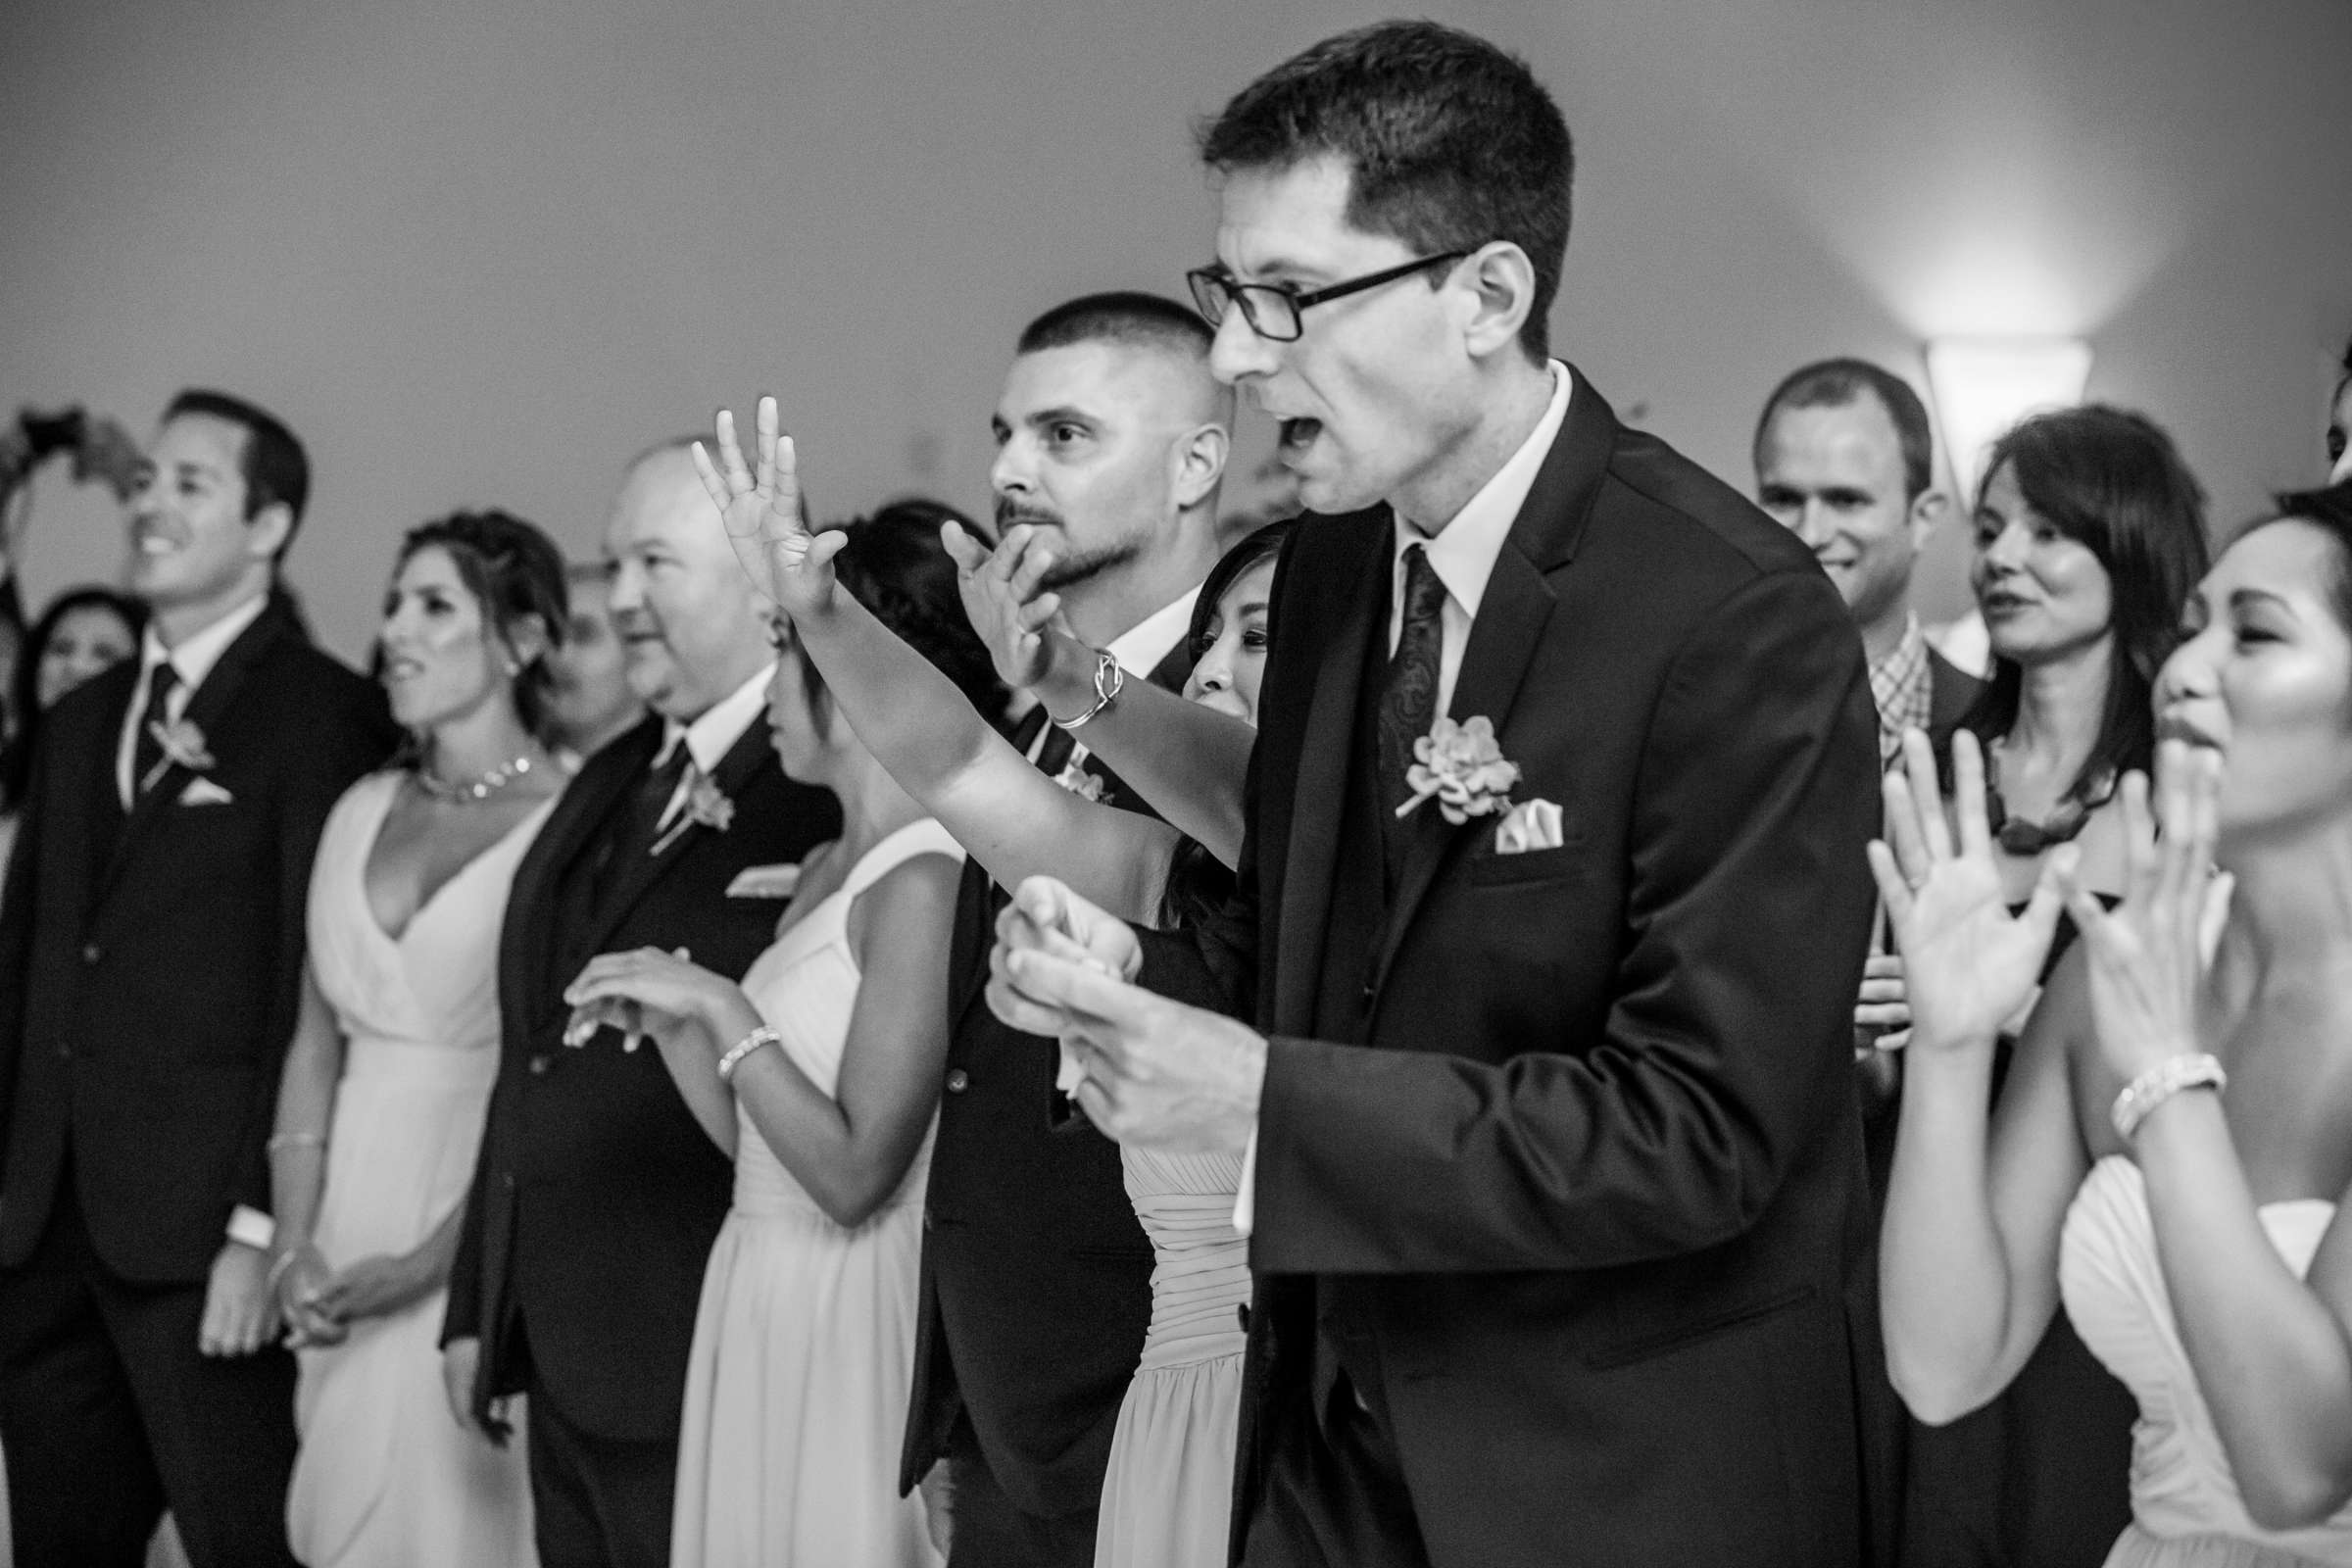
xmin=898 ymin=291 xmax=1230 ymax=1566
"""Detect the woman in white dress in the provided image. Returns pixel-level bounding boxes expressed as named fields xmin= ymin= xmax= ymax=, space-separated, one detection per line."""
xmin=562 ymin=504 xmax=1000 ymax=1568
xmin=266 ymin=511 xmax=569 ymax=1567
xmin=1874 ymin=479 xmax=2352 ymax=1565
xmin=693 ymin=399 xmax=1286 ymax=1568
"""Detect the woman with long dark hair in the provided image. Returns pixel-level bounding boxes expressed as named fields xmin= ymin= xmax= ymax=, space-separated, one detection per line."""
xmin=268 ymin=510 xmax=568 ymax=1567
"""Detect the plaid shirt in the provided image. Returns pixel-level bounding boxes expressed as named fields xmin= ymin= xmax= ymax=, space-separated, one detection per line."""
xmin=1868 ymin=614 xmax=1933 ymax=768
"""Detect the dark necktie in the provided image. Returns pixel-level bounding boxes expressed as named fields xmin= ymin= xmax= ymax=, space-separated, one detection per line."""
xmin=128 ymin=662 xmax=181 ymax=799
xmin=591 ymin=741 xmax=694 ymax=916
xmin=1377 ymin=543 xmax=1447 ymax=891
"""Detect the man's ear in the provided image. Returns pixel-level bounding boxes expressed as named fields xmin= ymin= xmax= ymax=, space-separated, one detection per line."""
xmin=1172 ymin=420 xmax=1231 ymax=512
xmin=1907 ymin=488 xmax=1949 ymax=551
xmin=243 ymin=500 xmax=294 ymax=564
xmin=1455 ymin=241 xmax=1538 ymax=362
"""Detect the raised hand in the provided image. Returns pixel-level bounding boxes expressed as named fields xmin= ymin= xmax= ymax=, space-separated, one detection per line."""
xmin=691 ymin=396 xmax=846 ymax=618
xmin=1869 ymin=729 xmax=2074 ymax=1054
xmin=943 ymin=522 xmax=1075 ymax=692
xmin=2058 ymin=741 xmax=2232 ymax=1086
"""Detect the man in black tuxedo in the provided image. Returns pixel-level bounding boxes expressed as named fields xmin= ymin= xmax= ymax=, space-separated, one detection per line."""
xmin=894 ymin=294 xmax=1230 ymax=1565
xmin=990 ymin=24 xmax=1883 ymax=1567
xmin=0 ymin=390 xmax=396 ymax=1565
xmin=441 ymin=442 xmax=839 ymax=1568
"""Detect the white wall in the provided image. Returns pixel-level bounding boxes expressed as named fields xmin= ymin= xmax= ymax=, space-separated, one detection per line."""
xmin=5 ymin=0 xmax=2347 ymax=659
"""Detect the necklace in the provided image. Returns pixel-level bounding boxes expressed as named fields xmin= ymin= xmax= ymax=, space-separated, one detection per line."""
xmin=416 ymin=753 xmax=539 ymax=804
xmin=1984 ymin=739 xmax=2118 ymax=856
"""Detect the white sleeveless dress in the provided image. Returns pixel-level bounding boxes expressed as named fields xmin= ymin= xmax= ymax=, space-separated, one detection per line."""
xmin=2061 ymin=1154 xmax=2352 ymax=1566
xmin=290 ymin=771 xmax=548 ymax=1568
xmin=668 ymin=818 xmax=962 ymax=1568
xmin=1093 ymin=1148 xmax=1250 ymax=1568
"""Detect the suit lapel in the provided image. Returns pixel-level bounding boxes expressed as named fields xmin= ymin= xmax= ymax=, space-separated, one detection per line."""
xmin=505 ymin=720 xmax=657 ymax=1034
xmin=1370 ymin=368 xmax=1619 ymax=1001
xmin=1274 ymin=521 xmax=1388 ymax=1038
xmin=102 ymin=601 xmax=290 ymax=897
xmin=575 ymin=717 xmax=777 ymax=958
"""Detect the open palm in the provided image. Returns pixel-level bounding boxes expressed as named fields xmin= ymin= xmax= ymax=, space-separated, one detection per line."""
xmin=1870 ymin=729 xmax=2067 ymax=1054
xmin=691 ymin=396 xmax=844 ymax=619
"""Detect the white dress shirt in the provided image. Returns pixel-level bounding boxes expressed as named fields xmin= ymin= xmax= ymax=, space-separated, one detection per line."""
xmin=1236 ymin=362 xmax=1575 ymax=1238
xmin=116 ymin=591 xmax=270 ymax=808
xmin=651 ymin=662 xmax=775 ymax=829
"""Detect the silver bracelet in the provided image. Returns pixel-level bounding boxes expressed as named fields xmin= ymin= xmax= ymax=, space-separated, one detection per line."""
xmin=1049 ymin=649 xmax=1126 ymax=731
xmin=2110 ymin=1053 xmax=2227 ymax=1144
xmin=716 ymin=1024 xmax=782 ymax=1082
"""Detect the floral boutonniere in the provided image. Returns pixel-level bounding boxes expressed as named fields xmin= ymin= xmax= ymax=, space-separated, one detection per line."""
xmin=651 ymin=772 xmax=734 ymax=856
xmin=1396 ymin=715 xmax=1520 ymax=825
xmin=143 ymin=717 xmax=215 ymax=792
xmin=1053 ymin=758 xmax=1110 ymax=807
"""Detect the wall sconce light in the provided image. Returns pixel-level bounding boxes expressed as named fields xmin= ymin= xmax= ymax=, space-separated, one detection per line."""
xmin=1925 ymin=336 xmax=2093 ymax=502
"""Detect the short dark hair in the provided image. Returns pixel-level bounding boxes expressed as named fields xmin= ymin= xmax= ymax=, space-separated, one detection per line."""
xmin=1960 ymin=405 xmax=2212 ymax=800
xmin=3 ymin=585 xmax=145 ymax=809
xmin=163 ymin=389 xmax=310 ymax=555
xmin=2257 ymin=478 xmax=2352 ymax=649
xmin=798 ymin=499 xmax=1006 ymax=736
xmin=395 ymin=510 xmax=570 ymax=743
xmin=1018 ymin=292 xmax=1213 ymax=362
xmin=1754 ymin=358 xmax=1936 ymax=500
xmin=1197 ymin=21 xmax=1573 ymax=362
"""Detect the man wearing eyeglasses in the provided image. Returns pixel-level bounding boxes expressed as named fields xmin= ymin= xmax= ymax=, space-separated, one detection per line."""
xmin=990 ymin=21 xmax=1886 ymax=1568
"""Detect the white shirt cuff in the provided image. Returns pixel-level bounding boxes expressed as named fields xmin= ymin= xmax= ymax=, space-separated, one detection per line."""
xmin=1231 ymin=1126 xmax=1259 ymax=1238
xmin=225 ymin=1205 xmax=276 ymax=1251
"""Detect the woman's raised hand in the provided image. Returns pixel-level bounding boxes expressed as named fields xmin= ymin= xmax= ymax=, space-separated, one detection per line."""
xmin=1869 ymin=729 xmax=2074 ymax=1054
xmin=692 ymin=397 xmax=846 ymax=619
xmin=942 ymin=522 xmax=1071 ymax=692
xmin=2057 ymin=741 xmax=2232 ymax=1086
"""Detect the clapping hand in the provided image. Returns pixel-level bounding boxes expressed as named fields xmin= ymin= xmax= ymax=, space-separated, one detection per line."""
xmin=942 ymin=523 xmax=1075 ymax=692
xmin=1869 ymin=729 xmax=2075 ymax=1054
xmin=2056 ymin=740 xmax=2232 ymax=1085
xmin=562 ymin=947 xmax=717 ymax=1053
xmin=691 ymin=397 xmax=845 ymax=619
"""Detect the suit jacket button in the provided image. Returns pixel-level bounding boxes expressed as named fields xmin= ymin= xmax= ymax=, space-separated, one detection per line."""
xmin=528 ymin=1055 xmax=550 ymax=1075
xmin=502 ymin=1171 xmax=516 ymax=1191
xmin=80 ymin=943 xmax=100 ymax=965
xmin=944 ymin=1068 xmax=969 ymax=1094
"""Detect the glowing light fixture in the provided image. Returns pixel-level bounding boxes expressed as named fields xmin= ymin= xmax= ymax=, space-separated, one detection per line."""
xmin=1925 ymin=336 xmax=2093 ymax=502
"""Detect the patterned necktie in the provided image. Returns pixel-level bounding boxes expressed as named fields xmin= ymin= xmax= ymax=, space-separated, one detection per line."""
xmin=128 ymin=662 xmax=181 ymax=799
xmin=1377 ymin=544 xmax=1448 ymax=891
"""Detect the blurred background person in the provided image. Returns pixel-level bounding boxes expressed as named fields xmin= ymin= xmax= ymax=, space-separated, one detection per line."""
xmin=1900 ymin=403 xmax=2212 ymax=1568
xmin=544 ymin=560 xmax=643 ymax=765
xmin=269 ymin=510 xmax=567 ymax=1567
xmin=564 ymin=502 xmax=999 ymax=1568
xmin=2328 ymin=336 xmax=2350 ymax=485
xmin=0 ymin=585 xmax=144 ymax=867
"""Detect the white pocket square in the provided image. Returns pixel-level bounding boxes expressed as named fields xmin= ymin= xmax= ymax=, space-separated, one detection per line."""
xmin=725 ymin=862 xmax=803 ymax=900
xmin=177 ymin=777 xmax=235 ymax=807
xmin=1494 ymin=798 xmax=1565 ymax=855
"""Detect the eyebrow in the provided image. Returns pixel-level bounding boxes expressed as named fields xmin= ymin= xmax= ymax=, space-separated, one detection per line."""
xmin=1024 ymin=406 xmax=1097 ymax=430
xmin=2229 ymin=587 xmax=2297 ymax=617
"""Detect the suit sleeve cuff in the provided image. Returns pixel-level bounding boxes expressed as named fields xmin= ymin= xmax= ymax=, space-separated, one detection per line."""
xmin=225 ymin=1205 xmax=276 ymax=1251
xmin=1232 ymin=1124 xmax=1259 ymax=1238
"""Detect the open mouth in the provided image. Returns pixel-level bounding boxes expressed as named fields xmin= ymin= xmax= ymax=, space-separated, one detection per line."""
xmin=1277 ymin=416 xmax=1322 ymax=453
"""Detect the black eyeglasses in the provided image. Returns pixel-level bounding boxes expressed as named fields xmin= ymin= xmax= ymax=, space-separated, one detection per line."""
xmin=1186 ymin=252 xmax=1471 ymax=343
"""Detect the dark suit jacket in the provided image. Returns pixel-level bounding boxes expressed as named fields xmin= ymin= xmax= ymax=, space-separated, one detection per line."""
xmin=444 ymin=711 xmax=839 ymax=1441
xmin=1140 ymin=372 xmax=1885 ymax=1568
xmin=900 ymin=643 xmax=1193 ymax=1519
xmin=0 ymin=597 xmax=395 ymax=1282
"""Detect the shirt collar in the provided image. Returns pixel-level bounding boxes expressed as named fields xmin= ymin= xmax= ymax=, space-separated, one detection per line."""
xmin=658 ymin=662 xmax=775 ymax=775
xmin=140 ymin=590 xmax=270 ymax=695
xmin=1393 ymin=361 xmax=1573 ymax=620
xmin=1105 ymin=586 xmax=1202 ymax=679
xmin=1869 ymin=612 xmax=1927 ymax=682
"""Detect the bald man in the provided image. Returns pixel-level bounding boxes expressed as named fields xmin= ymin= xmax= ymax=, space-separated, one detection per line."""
xmin=442 ymin=442 xmax=841 ymax=1568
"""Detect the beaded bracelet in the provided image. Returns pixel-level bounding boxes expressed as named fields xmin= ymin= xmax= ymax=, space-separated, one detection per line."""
xmin=1049 ymin=650 xmax=1126 ymax=731
xmin=2110 ymin=1054 xmax=2228 ymax=1144
xmin=717 ymin=1025 xmax=782 ymax=1082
